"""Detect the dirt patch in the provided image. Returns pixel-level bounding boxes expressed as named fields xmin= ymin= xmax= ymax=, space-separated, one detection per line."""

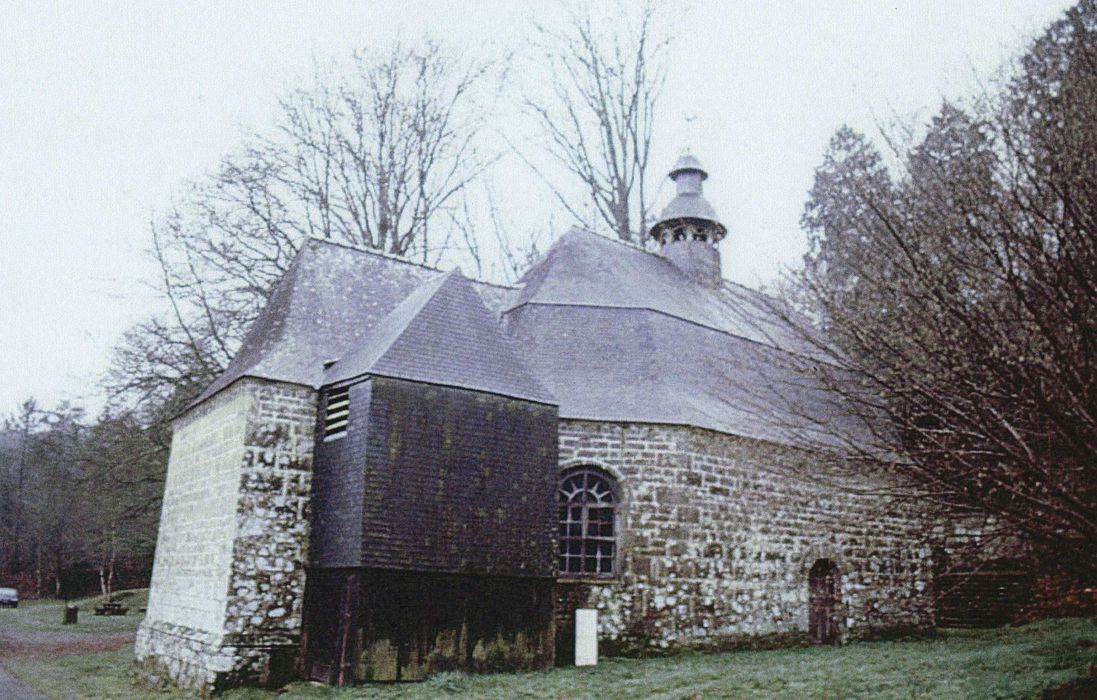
xmin=1040 ymin=675 xmax=1097 ymax=699
xmin=0 ymin=625 xmax=136 ymax=660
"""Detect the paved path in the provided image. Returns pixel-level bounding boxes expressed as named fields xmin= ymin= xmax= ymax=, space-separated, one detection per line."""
xmin=0 ymin=662 xmax=45 ymax=700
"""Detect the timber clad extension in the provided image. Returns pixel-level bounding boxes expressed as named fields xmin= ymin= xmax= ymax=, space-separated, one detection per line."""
xmin=303 ymin=378 xmax=560 ymax=682
xmin=311 ymin=378 xmax=558 ymax=574
xmin=301 ymin=270 xmax=560 ymax=683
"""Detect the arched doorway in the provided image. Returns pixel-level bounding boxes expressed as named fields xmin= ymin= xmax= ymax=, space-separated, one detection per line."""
xmin=808 ymin=558 xmax=840 ymax=645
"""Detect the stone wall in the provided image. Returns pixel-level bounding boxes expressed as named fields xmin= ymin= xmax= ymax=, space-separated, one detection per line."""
xmin=136 ymin=378 xmax=317 ymax=693
xmin=554 ymin=420 xmax=935 ymax=655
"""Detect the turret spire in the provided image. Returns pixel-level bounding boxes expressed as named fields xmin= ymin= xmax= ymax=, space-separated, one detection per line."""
xmin=649 ymin=154 xmax=726 ymax=285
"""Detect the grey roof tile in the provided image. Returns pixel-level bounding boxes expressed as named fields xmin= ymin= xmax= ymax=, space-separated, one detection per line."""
xmin=324 ymin=270 xmax=555 ymax=404
xmin=192 ymin=238 xmax=515 ymax=405
xmin=510 ymin=227 xmax=823 ymax=357
xmin=194 ymin=228 xmax=869 ymax=449
xmin=503 ymin=228 xmax=870 ymax=447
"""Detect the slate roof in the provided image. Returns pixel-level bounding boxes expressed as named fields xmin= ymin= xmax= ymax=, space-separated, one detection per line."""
xmin=324 ymin=270 xmax=554 ymax=404
xmin=193 ymin=239 xmax=516 ymax=405
xmin=655 ymin=192 xmax=722 ymax=224
xmin=503 ymin=228 xmax=860 ymax=447
xmin=194 ymin=228 xmax=866 ymax=449
xmin=508 ymin=228 xmax=821 ymax=358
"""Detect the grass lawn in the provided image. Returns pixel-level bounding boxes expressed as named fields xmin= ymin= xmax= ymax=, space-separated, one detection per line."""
xmin=1 ymin=597 xmax=1094 ymax=699
xmin=0 ymin=589 xmax=176 ymax=700
xmin=219 ymin=620 xmax=1097 ymax=700
xmin=4 ymin=588 xmax=149 ymax=636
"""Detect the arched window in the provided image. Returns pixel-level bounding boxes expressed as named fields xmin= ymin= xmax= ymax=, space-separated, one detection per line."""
xmin=558 ymin=466 xmax=618 ymax=575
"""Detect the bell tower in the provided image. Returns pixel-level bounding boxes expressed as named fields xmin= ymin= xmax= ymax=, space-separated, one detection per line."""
xmin=649 ymin=154 xmax=727 ymax=285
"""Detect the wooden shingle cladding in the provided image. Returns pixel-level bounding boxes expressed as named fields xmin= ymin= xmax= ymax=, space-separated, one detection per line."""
xmin=309 ymin=376 xmax=559 ymax=577
xmin=309 ymin=380 xmax=370 ymax=568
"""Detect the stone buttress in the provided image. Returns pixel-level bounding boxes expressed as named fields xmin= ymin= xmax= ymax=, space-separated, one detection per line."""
xmin=135 ymin=379 xmax=316 ymax=692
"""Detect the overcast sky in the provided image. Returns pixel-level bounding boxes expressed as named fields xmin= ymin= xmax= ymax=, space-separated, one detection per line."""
xmin=0 ymin=0 xmax=1074 ymax=414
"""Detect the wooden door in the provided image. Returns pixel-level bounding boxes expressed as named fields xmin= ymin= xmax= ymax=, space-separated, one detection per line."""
xmin=808 ymin=559 xmax=839 ymax=645
xmin=303 ymin=569 xmax=360 ymax=684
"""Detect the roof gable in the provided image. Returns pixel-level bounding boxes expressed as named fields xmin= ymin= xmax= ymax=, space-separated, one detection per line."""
xmin=325 ymin=271 xmax=555 ymax=404
xmin=194 ymin=239 xmax=516 ymax=406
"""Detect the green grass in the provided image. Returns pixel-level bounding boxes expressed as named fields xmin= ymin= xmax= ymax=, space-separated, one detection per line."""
xmin=6 ymin=646 xmax=185 ymax=700
xmin=0 ymin=589 xmax=178 ymax=699
xmin=6 ymin=588 xmax=149 ymax=635
xmin=218 ymin=620 xmax=1097 ymax=700
xmin=3 ymin=607 xmax=1095 ymax=699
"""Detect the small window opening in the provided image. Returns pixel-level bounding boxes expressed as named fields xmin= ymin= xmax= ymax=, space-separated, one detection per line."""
xmin=323 ymin=387 xmax=350 ymax=440
xmin=692 ymin=231 xmax=708 ymax=242
xmin=673 ymin=228 xmax=687 ymax=241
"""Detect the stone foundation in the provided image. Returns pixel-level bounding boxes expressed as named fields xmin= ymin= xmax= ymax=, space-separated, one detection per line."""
xmin=135 ymin=621 xmax=295 ymax=692
xmin=136 ymin=379 xmax=317 ymax=693
xmin=554 ymin=421 xmax=935 ymax=654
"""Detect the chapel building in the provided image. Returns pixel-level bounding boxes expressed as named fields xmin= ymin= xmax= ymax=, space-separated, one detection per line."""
xmin=136 ymin=157 xmax=935 ymax=692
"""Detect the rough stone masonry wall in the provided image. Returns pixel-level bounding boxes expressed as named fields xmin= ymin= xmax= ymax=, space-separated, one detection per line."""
xmin=555 ymin=420 xmax=935 ymax=654
xmin=136 ymin=378 xmax=317 ymax=693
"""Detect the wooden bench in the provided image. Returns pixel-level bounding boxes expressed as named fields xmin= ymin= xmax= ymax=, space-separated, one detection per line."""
xmin=94 ymin=601 xmax=129 ymax=616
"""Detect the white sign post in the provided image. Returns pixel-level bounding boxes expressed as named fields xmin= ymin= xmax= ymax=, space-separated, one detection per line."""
xmin=574 ymin=608 xmax=598 ymax=666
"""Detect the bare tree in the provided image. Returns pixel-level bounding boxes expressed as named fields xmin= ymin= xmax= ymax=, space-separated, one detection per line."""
xmin=273 ymin=41 xmax=497 ymax=259
xmin=772 ymin=1 xmax=1097 ymax=577
xmin=524 ymin=1 xmax=668 ymax=242
xmin=0 ymin=396 xmax=173 ymax=599
xmin=79 ymin=410 xmax=167 ymax=601
xmin=17 ymin=404 xmax=89 ymax=598
xmin=89 ymin=42 xmax=508 ymax=594
xmin=108 ymin=39 xmax=499 ymax=409
xmin=447 ymin=183 xmax=548 ymax=283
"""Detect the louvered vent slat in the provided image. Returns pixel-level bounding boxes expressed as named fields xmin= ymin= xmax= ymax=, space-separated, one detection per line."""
xmin=324 ymin=388 xmax=350 ymax=440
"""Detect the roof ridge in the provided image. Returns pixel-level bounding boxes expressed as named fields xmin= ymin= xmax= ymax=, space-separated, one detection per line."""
xmin=186 ymin=249 xmax=310 ymax=410
xmin=325 ymin=271 xmax=555 ymax=403
xmin=306 ymin=235 xmax=445 ymax=273
xmin=563 ymin=225 xmax=657 ymax=256
xmin=325 ymin=272 xmax=455 ymax=384
xmin=719 ymin=277 xmax=776 ymax=303
xmin=305 ymin=236 xmax=517 ymax=290
xmin=569 ymin=227 xmax=775 ymax=296
xmin=565 ymin=226 xmax=742 ymax=280
xmin=518 ymin=226 xmax=660 ymax=290
xmin=503 ymin=299 xmax=832 ymax=365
